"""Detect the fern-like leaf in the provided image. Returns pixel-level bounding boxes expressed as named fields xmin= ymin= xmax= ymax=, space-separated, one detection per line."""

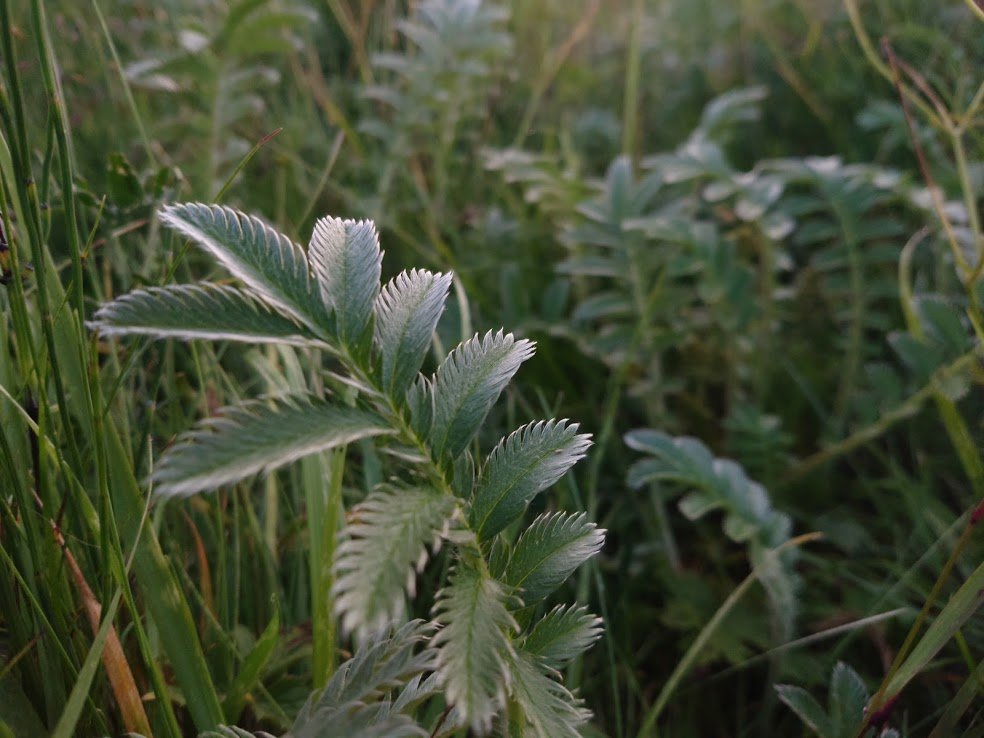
xmin=291 ymin=711 xmax=424 ymax=738
xmin=309 ymin=216 xmax=383 ymax=345
xmin=334 ymin=487 xmax=455 ymax=635
xmin=470 ymin=420 xmax=592 ymax=540
xmin=374 ymin=269 xmax=453 ymax=397
xmin=432 ymin=561 xmax=516 ymax=733
xmin=90 ymin=283 xmax=327 ymax=346
xmin=429 ymin=330 xmax=536 ymax=461
xmin=289 ymin=620 xmax=437 ymax=738
xmin=152 ymin=395 xmax=393 ymax=497
xmin=199 ymin=728 xmax=276 ymax=738
xmin=159 ymin=203 xmax=330 ymax=332
xmin=521 ymin=604 xmax=603 ymax=669
xmin=505 ymin=651 xmax=590 ymax=737
xmin=503 ymin=512 xmax=605 ymax=605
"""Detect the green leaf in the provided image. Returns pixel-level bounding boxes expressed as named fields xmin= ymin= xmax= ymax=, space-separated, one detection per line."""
xmin=625 ymin=430 xmax=716 ymax=490
xmin=334 ymin=487 xmax=455 ymax=635
xmin=451 ymin=450 xmax=477 ymax=498
xmin=290 ymin=620 xmax=436 ymax=738
xmin=694 ymin=86 xmax=766 ymax=141
xmin=90 ymin=283 xmax=327 ymax=346
xmin=374 ymin=269 xmax=453 ymax=396
xmin=152 ymin=395 xmax=393 ymax=497
xmin=521 ymin=604 xmax=602 ymax=669
xmin=309 ymin=216 xmax=383 ymax=345
xmin=503 ymin=512 xmax=604 ymax=604
xmin=222 ymin=606 xmax=280 ymax=724
xmin=470 ymin=420 xmax=591 ymax=540
xmin=292 ymin=712 xmax=425 ymax=738
xmin=430 ymin=330 xmax=536 ymax=460
xmin=505 ymin=651 xmax=590 ymax=738
xmin=828 ymin=662 xmax=867 ymax=738
xmin=775 ymin=684 xmax=834 ymax=738
xmin=159 ymin=203 xmax=330 ymax=333
xmin=928 ymin=654 xmax=984 ymax=738
xmin=407 ymin=375 xmax=434 ymax=438
xmin=52 ymin=590 xmax=125 ymax=738
xmin=626 ymin=427 xmax=798 ymax=637
xmin=884 ymin=557 xmax=984 ymax=700
xmin=571 ymin=291 xmax=633 ymax=321
xmin=915 ymin=295 xmax=969 ymax=355
xmin=0 ymin=672 xmax=46 ymax=738
xmin=311 ymin=619 xmax=436 ymax=706
xmin=433 ymin=561 xmax=517 ymax=733
xmin=198 ymin=727 xmax=275 ymax=738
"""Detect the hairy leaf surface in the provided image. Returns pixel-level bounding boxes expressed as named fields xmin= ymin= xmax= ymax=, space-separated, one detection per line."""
xmin=407 ymin=375 xmax=434 ymax=438
xmin=152 ymin=395 xmax=392 ymax=497
xmin=433 ymin=562 xmax=516 ymax=733
xmin=290 ymin=620 xmax=436 ymax=738
xmin=334 ymin=488 xmax=454 ymax=635
xmin=504 ymin=512 xmax=604 ymax=604
xmin=375 ymin=269 xmax=453 ymax=397
xmin=309 ymin=217 xmax=382 ymax=344
xmin=505 ymin=651 xmax=590 ymax=738
xmin=159 ymin=203 xmax=330 ymax=332
xmin=90 ymin=283 xmax=326 ymax=346
xmin=521 ymin=604 xmax=603 ymax=669
xmin=430 ymin=330 xmax=535 ymax=461
xmin=470 ymin=420 xmax=591 ymax=540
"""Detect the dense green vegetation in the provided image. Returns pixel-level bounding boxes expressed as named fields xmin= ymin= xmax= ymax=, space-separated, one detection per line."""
xmin=0 ymin=0 xmax=982 ymax=736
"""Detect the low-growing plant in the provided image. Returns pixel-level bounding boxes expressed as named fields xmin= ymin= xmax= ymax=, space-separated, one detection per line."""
xmin=122 ymin=0 xmax=317 ymax=194
xmin=5 ymin=0 xmax=984 ymax=735
xmin=359 ymin=0 xmax=512 ymax=243
xmin=489 ymin=66 xmax=984 ymax=732
xmin=625 ymin=429 xmax=798 ymax=640
xmin=91 ymin=202 xmax=605 ymax=735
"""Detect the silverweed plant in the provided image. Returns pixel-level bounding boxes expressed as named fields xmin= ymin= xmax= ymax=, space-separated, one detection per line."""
xmin=91 ymin=203 xmax=604 ymax=736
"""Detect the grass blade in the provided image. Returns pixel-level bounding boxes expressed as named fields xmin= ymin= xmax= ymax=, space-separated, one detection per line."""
xmin=883 ymin=558 xmax=984 ymax=700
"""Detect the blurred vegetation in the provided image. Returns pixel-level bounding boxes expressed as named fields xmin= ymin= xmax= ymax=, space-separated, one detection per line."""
xmin=0 ymin=0 xmax=982 ymax=736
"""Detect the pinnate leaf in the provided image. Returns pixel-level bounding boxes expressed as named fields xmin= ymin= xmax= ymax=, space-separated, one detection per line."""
xmin=626 ymin=427 xmax=798 ymax=637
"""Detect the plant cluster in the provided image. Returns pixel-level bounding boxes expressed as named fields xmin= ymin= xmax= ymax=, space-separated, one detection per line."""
xmin=91 ymin=203 xmax=603 ymax=735
xmin=0 ymin=0 xmax=982 ymax=737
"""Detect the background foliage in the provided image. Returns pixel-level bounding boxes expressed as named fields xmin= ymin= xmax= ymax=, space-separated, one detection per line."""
xmin=0 ymin=0 xmax=982 ymax=736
